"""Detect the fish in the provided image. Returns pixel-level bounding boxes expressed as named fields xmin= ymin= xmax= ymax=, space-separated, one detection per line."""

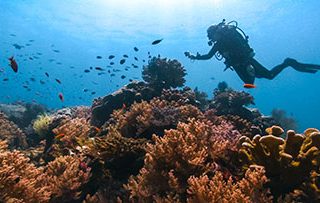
xmin=110 ymin=62 xmax=115 ymax=65
xmin=83 ymin=88 xmax=89 ymax=92
xmin=40 ymin=80 xmax=45 ymax=84
xmin=53 ymin=49 xmax=60 ymax=53
xmin=12 ymin=44 xmax=24 ymax=49
xmin=45 ymin=72 xmax=49 ymax=77
xmin=152 ymin=39 xmax=163 ymax=45
xmin=123 ymin=54 xmax=128 ymax=58
xmin=120 ymin=59 xmax=126 ymax=64
xmin=95 ymin=67 xmax=104 ymax=71
xmin=134 ymin=57 xmax=138 ymax=61
xmin=9 ymin=56 xmax=18 ymax=72
xmin=90 ymin=66 xmax=93 ymax=70
xmin=58 ymin=93 xmax=64 ymax=102
xmin=121 ymin=75 xmax=126 ymax=79
xmin=110 ymin=73 xmax=115 ymax=77
xmin=108 ymin=55 xmax=115 ymax=59
xmin=96 ymin=56 xmax=102 ymax=59
xmin=55 ymin=79 xmax=62 ymax=84
xmin=91 ymin=91 xmax=96 ymax=95
xmin=134 ymin=47 xmax=139 ymax=52
xmin=84 ymin=69 xmax=90 ymax=73
xmin=30 ymin=77 xmax=36 ymax=82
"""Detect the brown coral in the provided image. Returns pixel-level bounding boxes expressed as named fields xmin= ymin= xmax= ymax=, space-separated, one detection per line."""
xmin=110 ymin=98 xmax=203 ymax=139
xmin=0 ymin=112 xmax=28 ymax=149
xmin=125 ymin=119 xmax=241 ymax=202
xmin=187 ymin=165 xmax=272 ymax=203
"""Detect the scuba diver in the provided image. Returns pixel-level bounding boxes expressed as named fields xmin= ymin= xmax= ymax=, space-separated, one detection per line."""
xmin=185 ymin=19 xmax=320 ymax=88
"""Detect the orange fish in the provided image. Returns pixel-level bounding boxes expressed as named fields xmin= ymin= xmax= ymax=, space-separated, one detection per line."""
xmin=243 ymin=83 xmax=256 ymax=89
xmin=55 ymin=133 xmax=65 ymax=139
xmin=93 ymin=126 xmax=101 ymax=133
xmin=9 ymin=56 xmax=18 ymax=72
xmin=58 ymin=93 xmax=64 ymax=102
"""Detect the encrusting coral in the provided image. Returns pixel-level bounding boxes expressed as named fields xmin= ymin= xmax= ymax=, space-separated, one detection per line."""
xmin=239 ymin=126 xmax=320 ymax=201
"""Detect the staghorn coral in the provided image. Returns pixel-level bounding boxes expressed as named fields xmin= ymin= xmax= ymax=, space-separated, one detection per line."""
xmin=142 ymin=56 xmax=186 ymax=90
xmin=0 ymin=112 xmax=28 ymax=149
xmin=187 ymin=165 xmax=272 ymax=203
xmin=125 ymin=119 xmax=241 ymax=202
xmin=238 ymin=126 xmax=320 ymax=201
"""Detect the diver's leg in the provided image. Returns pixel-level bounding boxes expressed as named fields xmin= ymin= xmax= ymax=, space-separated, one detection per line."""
xmin=251 ymin=58 xmax=320 ymax=80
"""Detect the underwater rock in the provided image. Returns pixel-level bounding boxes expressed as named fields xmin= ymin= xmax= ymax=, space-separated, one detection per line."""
xmin=90 ymin=81 xmax=158 ymax=127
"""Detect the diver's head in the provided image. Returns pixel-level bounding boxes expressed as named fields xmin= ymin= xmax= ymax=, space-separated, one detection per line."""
xmin=207 ymin=25 xmax=220 ymax=45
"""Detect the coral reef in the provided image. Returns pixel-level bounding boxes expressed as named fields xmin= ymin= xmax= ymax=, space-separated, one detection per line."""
xmin=1 ymin=56 xmax=319 ymax=202
xmin=239 ymin=126 xmax=320 ymax=201
xmin=142 ymin=56 xmax=187 ymax=90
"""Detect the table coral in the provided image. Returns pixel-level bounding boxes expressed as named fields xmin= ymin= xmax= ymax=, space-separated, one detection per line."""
xmin=239 ymin=126 xmax=320 ymax=201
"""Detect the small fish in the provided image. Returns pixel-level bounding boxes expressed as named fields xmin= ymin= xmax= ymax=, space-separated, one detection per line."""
xmin=91 ymin=91 xmax=96 ymax=95
xmin=110 ymin=73 xmax=115 ymax=77
xmin=53 ymin=49 xmax=60 ymax=53
xmin=9 ymin=56 xmax=18 ymax=72
xmin=30 ymin=77 xmax=36 ymax=82
xmin=58 ymin=93 xmax=64 ymax=102
xmin=110 ymin=62 xmax=115 ymax=65
xmin=123 ymin=54 xmax=128 ymax=58
xmin=84 ymin=69 xmax=90 ymax=73
xmin=108 ymin=55 xmax=115 ymax=59
xmin=134 ymin=57 xmax=138 ymax=61
xmin=120 ymin=59 xmax=126 ymax=65
xmin=95 ymin=67 xmax=104 ymax=71
xmin=129 ymin=79 xmax=133 ymax=82
xmin=142 ymin=59 xmax=146 ymax=62
xmin=55 ymin=79 xmax=62 ymax=84
xmin=121 ymin=75 xmax=126 ymax=79
xmin=83 ymin=88 xmax=89 ymax=92
xmin=12 ymin=44 xmax=24 ymax=49
xmin=134 ymin=47 xmax=139 ymax=52
xmin=96 ymin=56 xmax=102 ymax=59
xmin=152 ymin=39 xmax=163 ymax=45
xmin=98 ymin=72 xmax=105 ymax=75
xmin=45 ymin=72 xmax=49 ymax=77
xmin=40 ymin=80 xmax=45 ymax=84
xmin=55 ymin=133 xmax=65 ymax=139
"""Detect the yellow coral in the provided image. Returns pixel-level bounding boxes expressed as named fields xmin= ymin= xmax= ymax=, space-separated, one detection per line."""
xmin=33 ymin=114 xmax=53 ymax=137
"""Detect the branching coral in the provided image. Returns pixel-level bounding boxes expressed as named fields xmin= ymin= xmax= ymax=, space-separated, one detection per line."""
xmin=187 ymin=165 xmax=272 ymax=203
xmin=125 ymin=119 xmax=241 ymax=202
xmin=238 ymin=126 xmax=320 ymax=201
xmin=110 ymin=98 xmax=203 ymax=139
xmin=142 ymin=57 xmax=186 ymax=90
xmin=0 ymin=112 xmax=28 ymax=149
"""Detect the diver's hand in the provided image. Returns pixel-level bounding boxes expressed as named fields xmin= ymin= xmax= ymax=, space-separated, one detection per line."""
xmin=184 ymin=51 xmax=198 ymax=60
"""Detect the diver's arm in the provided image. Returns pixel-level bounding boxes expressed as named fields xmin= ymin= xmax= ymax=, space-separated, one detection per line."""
xmin=185 ymin=46 xmax=217 ymax=60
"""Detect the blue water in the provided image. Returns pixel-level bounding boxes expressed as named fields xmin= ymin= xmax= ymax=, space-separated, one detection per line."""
xmin=1 ymin=0 xmax=319 ymax=131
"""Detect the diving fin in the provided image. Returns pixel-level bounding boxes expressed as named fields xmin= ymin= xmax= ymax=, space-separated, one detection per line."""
xmin=284 ymin=58 xmax=320 ymax=73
